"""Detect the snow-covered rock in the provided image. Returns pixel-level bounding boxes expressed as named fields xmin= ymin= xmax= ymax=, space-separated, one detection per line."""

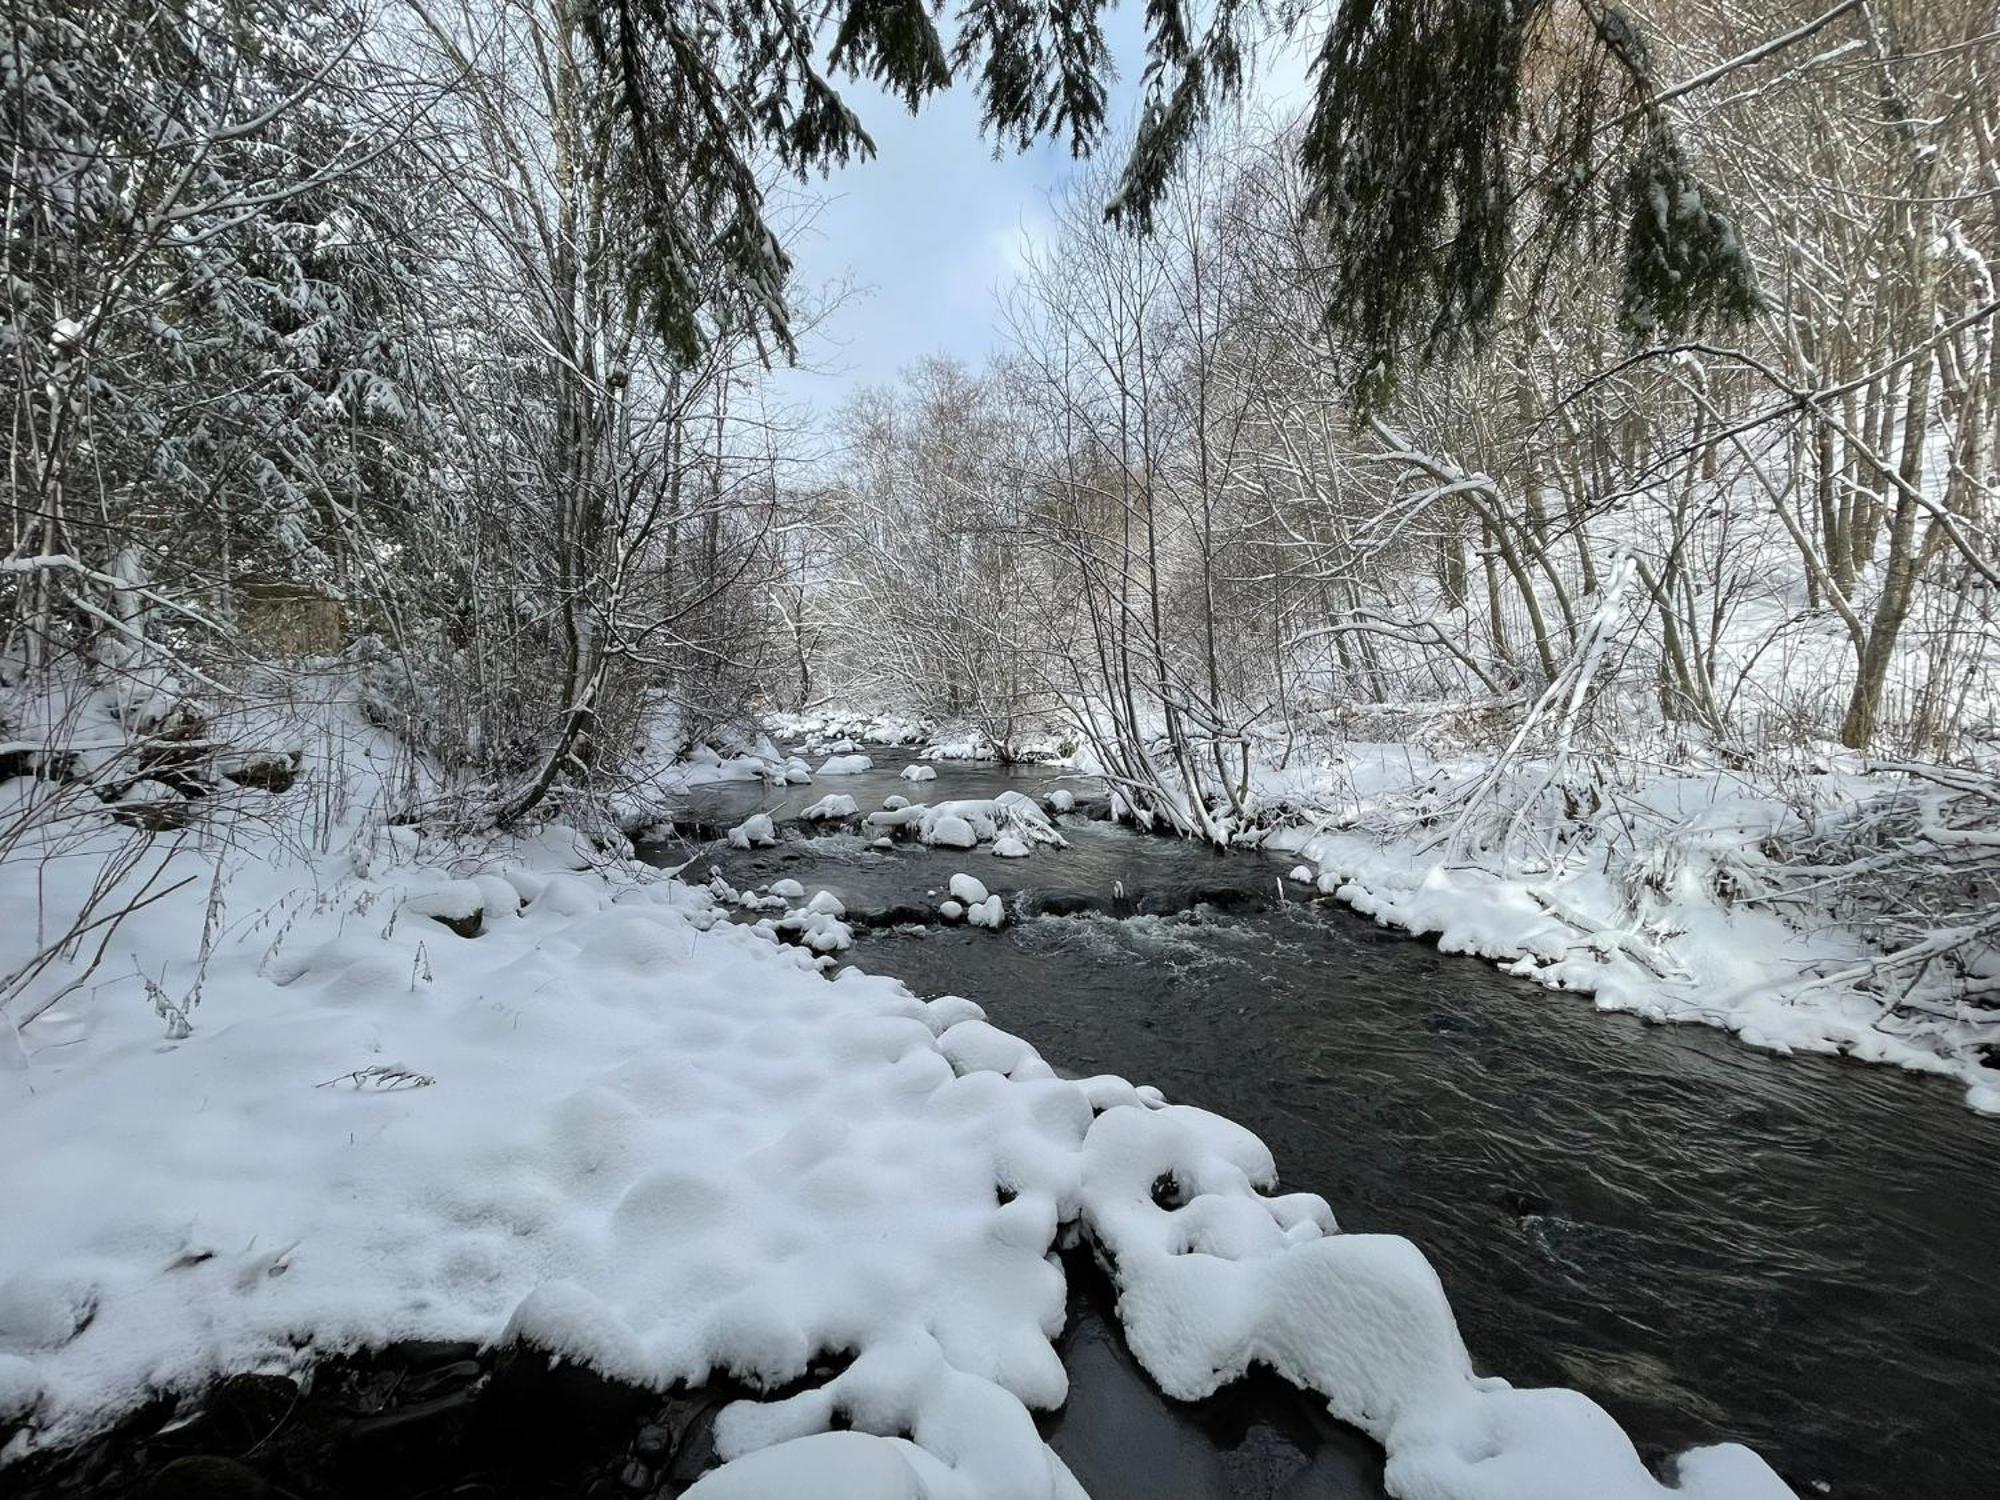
xmin=806 ymin=890 xmax=846 ymax=918
xmin=947 ymin=874 xmax=989 ymax=907
xmin=402 ymin=878 xmax=486 ymax=938
xmin=802 ymin=794 xmax=859 ymax=821
xmin=938 ymin=899 xmax=965 ymax=923
xmin=793 ymin=912 xmax=853 ymax=955
xmin=966 ymin=895 xmax=1006 ymax=930
xmin=926 ymin=815 xmax=977 ymax=849
xmin=992 ymin=835 xmax=1031 ymax=859
xmin=882 ymin=794 xmax=911 ymax=811
xmin=816 ymin=754 xmax=873 ymax=776
xmin=899 ymin=764 xmax=937 ymax=783
xmin=728 ymin=813 xmax=777 ymax=849
xmin=1046 ymin=789 xmax=1075 ymax=814
xmin=768 ymin=878 xmax=805 ymax=901
xmin=1288 ymin=864 xmax=1314 ymax=883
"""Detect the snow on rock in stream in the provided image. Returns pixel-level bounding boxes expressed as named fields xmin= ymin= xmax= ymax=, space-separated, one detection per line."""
xmin=992 ymin=834 xmax=1032 ymax=859
xmin=816 ymin=753 xmax=874 ymax=776
xmin=901 ymin=763 xmax=939 ymax=783
xmin=867 ymin=793 xmax=1068 ymax=855
xmin=948 ymin=874 xmax=990 ymax=907
xmin=926 ymin=814 xmax=979 ymax=849
xmin=0 ymin=721 xmax=1793 ymax=1499
xmin=966 ymin=895 xmax=1007 ymax=930
xmin=727 ymin=812 xmax=777 ymax=849
xmin=779 ymin=909 xmax=853 ymax=955
xmin=1046 ymin=788 xmax=1076 ymax=814
xmin=802 ymin=793 xmax=860 ymax=821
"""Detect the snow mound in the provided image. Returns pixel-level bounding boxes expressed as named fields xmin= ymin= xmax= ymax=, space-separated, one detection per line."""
xmin=817 ymin=755 xmax=874 ymax=776
xmin=728 ymin=813 xmax=777 ymax=849
xmin=927 ymin=815 xmax=978 ymax=849
xmin=1046 ymin=789 xmax=1076 ymax=814
xmin=900 ymin=764 xmax=938 ymax=783
xmin=780 ymin=910 xmax=853 ymax=955
xmin=803 ymin=794 xmax=860 ymax=821
xmin=400 ymin=878 xmax=486 ymax=931
xmin=966 ymin=895 xmax=1006 ymax=931
xmin=992 ymin=835 xmax=1031 ymax=859
xmin=948 ymin=874 xmax=989 ymax=907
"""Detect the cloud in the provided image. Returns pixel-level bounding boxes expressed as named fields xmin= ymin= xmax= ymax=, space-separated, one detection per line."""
xmin=768 ymin=10 xmax=1312 ymax=422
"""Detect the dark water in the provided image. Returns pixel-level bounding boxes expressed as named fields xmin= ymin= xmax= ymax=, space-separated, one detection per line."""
xmin=644 ymin=749 xmax=2000 ymax=1500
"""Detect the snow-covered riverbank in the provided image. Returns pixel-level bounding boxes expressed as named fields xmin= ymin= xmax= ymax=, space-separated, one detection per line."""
xmin=767 ymin=709 xmax=2000 ymax=1114
xmin=1253 ymin=740 xmax=2000 ymax=1115
xmin=0 ymin=698 xmax=1797 ymax=1497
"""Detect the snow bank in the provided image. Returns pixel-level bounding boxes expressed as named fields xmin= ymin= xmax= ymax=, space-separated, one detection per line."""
xmin=1255 ymin=742 xmax=2000 ymax=1113
xmin=610 ymin=702 xmax=808 ymax=822
xmin=768 ymin=709 xmax=930 ymax=749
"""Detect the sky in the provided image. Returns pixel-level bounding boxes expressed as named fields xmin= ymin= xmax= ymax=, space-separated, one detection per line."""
xmin=766 ymin=9 xmax=1314 ymax=426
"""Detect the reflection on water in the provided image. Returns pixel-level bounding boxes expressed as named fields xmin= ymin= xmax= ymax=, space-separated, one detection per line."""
xmin=643 ymin=748 xmax=2000 ymax=1500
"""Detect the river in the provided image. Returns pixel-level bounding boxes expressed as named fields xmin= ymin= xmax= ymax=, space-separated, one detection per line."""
xmin=643 ymin=746 xmax=2000 ymax=1500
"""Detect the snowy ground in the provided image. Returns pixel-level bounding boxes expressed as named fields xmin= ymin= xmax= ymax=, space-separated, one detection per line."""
xmin=0 ymin=696 xmax=1797 ymax=1497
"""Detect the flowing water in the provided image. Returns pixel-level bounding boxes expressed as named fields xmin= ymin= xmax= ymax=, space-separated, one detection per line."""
xmin=641 ymin=749 xmax=2000 ymax=1500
